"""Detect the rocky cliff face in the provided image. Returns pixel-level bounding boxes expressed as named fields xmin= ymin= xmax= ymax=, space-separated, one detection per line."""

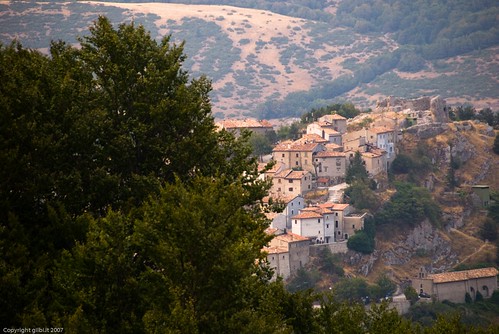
xmin=345 ymin=220 xmax=458 ymax=278
xmin=344 ymin=113 xmax=497 ymax=281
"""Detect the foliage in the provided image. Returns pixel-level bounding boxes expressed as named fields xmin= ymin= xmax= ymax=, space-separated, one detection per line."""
xmin=465 ymin=292 xmax=473 ymax=304
xmin=248 ymin=130 xmax=277 ymax=158
xmin=391 ymin=154 xmax=414 ymax=174
xmin=404 ymin=286 xmax=420 ymax=305
xmin=494 ymin=133 xmax=499 ymax=155
xmin=276 ymin=121 xmax=304 ymax=140
xmin=318 ymin=247 xmax=344 ymax=277
xmin=286 ymin=267 xmax=321 ymax=293
xmin=301 ymin=102 xmax=360 ymax=123
xmin=376 ymin=182 xmax=441 ymax=227
xmin=487 ymin=191 xmax=499 ymax=222
xmin=344 ymin=181 xmax=380 ymax=211
xmin=0 ymin=17 xmax=274 ymax=330
xmin=347 ymin=230 xmax=375 ymax=254
xmin=345 ymin=151 xmax=369 ymax=184
xmin=480 ymin=218 xmax=497 ymax=242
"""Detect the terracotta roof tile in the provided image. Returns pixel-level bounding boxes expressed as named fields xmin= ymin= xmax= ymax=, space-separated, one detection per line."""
xmin=368 ymin=126 xmax=394 ymax=134
xmin=275 ymin=232 xmax=310 ymax=243
xmin=429 ymin=267 xmax=499 ymax=284
xmin=273 ymin=140 xmax=320 ymax=152
xmin=316 ymin=151 xmax=346 ymax=158
xmin=292 ymin=211 xmax=323 ymax=219
xmin=218 ymin=118 xmax=274 ymax=129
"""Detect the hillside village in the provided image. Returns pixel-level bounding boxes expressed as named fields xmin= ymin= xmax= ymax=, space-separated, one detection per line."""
xmin=216 ymin=96 xmax=499 ymax=305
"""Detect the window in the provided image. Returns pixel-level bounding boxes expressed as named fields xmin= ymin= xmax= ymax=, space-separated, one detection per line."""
xmin=335 ymin=221 xmax=338 ymax=228
xmin=278 ymin=179 xmax=281 ymax=183
xmin=318 ymin=219 xmax=321 ymax=223
xmin=352 ymin=224 xmax=355 ymax=229
xmin=289 ymin=187 xmax=293 ymax=192
xmin=294 ymin=220 xmax=297 ymax=224
xmin=282 ymin=153 xmax=285 ymax=158
xmin=295 ymin=161 xmax=299 ymax=166
xmin=336 ymin=159 xmax=342 ymax=166
xmin=289 ymin=179 xmax=293 ymax=183
xmin=335 ymin=213 xmax=338 ymax=216
xmin=296 ymin=153 xmax=299 ymax=158
xmin=326 ymin=224 xmax=329 ymax=228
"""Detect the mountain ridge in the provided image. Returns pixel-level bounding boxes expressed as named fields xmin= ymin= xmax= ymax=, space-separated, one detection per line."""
xmin=1 ymin=1 xmax=498 ymax=117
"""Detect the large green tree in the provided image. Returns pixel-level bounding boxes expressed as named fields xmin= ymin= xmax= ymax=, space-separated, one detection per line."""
xmin=0 ymin=16 xmax=266 ymax=328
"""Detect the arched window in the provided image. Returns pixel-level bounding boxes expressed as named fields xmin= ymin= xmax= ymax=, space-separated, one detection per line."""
xmin=483 ymin=285 xmax=490 ymax=297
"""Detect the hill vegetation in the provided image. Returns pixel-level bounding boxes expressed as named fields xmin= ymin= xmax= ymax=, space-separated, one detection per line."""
xmin=0 ymin=0 xmax=498 ymax=117
xmin=2 ymin=17 xmax=499 ymax=332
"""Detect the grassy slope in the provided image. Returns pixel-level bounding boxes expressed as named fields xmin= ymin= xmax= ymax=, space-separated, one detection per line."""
xmin=1 ymin=1 xmax=497 ymax=118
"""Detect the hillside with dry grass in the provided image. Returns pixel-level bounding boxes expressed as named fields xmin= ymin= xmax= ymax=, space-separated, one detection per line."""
xmin=1 ymin=1 xmax=497 ymax=118
xmin=345 ymin=118 xmax=499 ymax=284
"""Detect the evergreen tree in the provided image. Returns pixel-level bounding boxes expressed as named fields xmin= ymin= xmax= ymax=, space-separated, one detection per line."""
xmin=346 ymin=151 xmax=369 ymax=184
xmin=493 ymin=133 xmax=499 ymax=155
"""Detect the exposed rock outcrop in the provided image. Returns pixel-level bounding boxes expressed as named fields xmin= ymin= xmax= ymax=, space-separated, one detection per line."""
xmin=345 ymin=220 xmax=459 ymax=277
xmin=404 ymin=122 xmax=449 ymax=139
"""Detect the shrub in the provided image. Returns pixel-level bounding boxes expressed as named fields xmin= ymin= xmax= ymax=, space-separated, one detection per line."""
xmin=347 ymin=230 xmax=375 ymax=254
xmin=465 ymin=292 xmax=472 ymax=304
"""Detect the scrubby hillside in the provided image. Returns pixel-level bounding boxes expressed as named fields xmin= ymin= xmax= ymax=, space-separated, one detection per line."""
xmin=1 ymin=1 xmax=497 ymax=118
xmin=346 ymin=118 xmax=498 ymax=284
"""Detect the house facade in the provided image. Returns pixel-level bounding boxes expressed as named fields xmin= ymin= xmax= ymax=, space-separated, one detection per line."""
xmin=269 ymin=169 xmax=313 ymax=198
xmin=366 ymin=126 xmax=396 ymax=162
xmin=314 ymin=150 xmax=347 ymax=181
xmin=412 ymin=267 xmax=499 ymax=303
xmin=291 ymin=209 xmax=335 ymax=244
xmin=264 ymin=230 xmax=310 ymax=281
xmin=216 ymin=118 xmax=274 ymax=136
xmin=265 ymin=194 xmax=306 ymax=230
xmin=306 ymin=122 xmax=342 ymax=145
xmin=272 ymin=140 xmax=325 ymax=174
xmin=317 ymin=114 xmax=347 ymax=134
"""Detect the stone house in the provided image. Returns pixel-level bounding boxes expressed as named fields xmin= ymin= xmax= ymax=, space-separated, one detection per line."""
xmin=291 ymin=208 xmax=335 ymax=244
xmin=366 ymin=126 xmax=397 ymax=162
xmin=318 ymin=113 xmax=347 ymax=134
xmin=314 ymin=150 xmax=347 ymax=183
xmin=412 ymin=267 xmax=499 ymax=303
xmin=361 ymin=148 xmax=387 ymax=177
xmin=216 ymin=118 xmax=274 ymax=137
xmin=264 ymin=230 xmax=310 ymax=281
xmin=306 ymin=122 xmax=342 ymax=145
xmin=269 ymin=169 xmax=313 ymax=198
xmin=317 ymin=202 xmax=365 ymax=241
xmin=344 ymin=148 xmax=388 ymax=177
xmin=272 ymin=139 xmax=325 ymax=174
xmin=291 ymin=202 xmax=365 ymax=243
xmin=264 ymin=194 xmax=306 ymax=230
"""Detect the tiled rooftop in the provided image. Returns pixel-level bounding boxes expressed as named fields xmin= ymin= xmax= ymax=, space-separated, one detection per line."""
xmin=316 ymin=151 xmax=346 ymax=158
xmin=218 ymin=118 xmax=273 ymax=129
xmin=273 ymin=140 xmax=320 ymax=152
xmin=429 ymin=267 xmax=499 ymax=284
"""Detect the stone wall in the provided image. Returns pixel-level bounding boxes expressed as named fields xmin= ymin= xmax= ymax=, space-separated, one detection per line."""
xmin=309 ymin=241 xmax=348 ymax=256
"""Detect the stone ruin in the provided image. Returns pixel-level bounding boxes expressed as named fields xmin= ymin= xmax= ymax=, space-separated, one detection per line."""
xmin=376 ymin=96 xmax=450 ymax=123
